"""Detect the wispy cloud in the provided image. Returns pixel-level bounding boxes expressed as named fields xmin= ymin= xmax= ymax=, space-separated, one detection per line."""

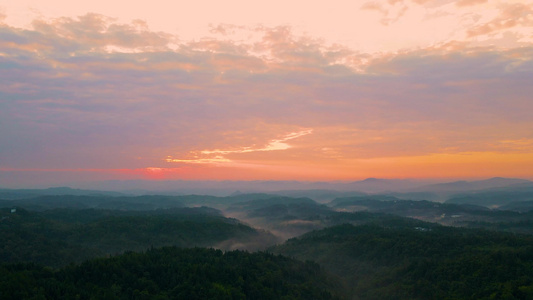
xmin=456 ymin=0 xmax=488 ymax=7
xmin=497 ymin=139 xmax=533 ymax=151
xmin=166 ymin=129 xmax=313 ymax=164
xmin=360 ymin=1 xmax=409 ymax=26
xmin=466 ymin=2 xmax=533 ymax=38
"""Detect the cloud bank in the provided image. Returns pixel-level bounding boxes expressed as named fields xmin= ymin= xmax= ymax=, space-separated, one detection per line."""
xmin=0 ymin=3 xmax=532 ymax=185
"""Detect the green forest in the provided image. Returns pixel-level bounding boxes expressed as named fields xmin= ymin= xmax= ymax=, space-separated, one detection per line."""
xmin=272 ymin=220 xmax=533 ymax=299
xmin=0 ymin=207 xmax=276 ymax=267
xmin=0 ymin=247 xmax=341 ymax=300
xmin=2 ymin=189 xmax=533 ymax=299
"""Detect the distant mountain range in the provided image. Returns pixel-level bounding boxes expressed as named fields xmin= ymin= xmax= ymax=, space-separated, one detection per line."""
xmin=412 ymin=177 xmax=531 ymax=193
xmin=63 ymin=178 xmax=435 ymax=195
xmin=1 ymin=177 xmax=531 ymax=203
xmin=0 ymin=187 xmax=126 ymax=200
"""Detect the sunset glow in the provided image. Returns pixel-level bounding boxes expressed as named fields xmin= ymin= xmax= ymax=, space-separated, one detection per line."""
xmin=1 ymin=0 xmax=533 ymax=187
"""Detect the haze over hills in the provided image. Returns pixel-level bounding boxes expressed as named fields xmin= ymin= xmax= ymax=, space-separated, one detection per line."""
xmin=3 ymin=177 xmax=530 ymax=202
xmin=0 ymin=187 xmax=127 ymax=200
xmin=270 ymin=220 xmax=533 ymax=299
xmin=52 ymin=178 xmax=438 ymax=196
xmin=412 ymin=177 xmax=531 ymax=193
xmin=3 ymin=177 xmax=533 ymax=299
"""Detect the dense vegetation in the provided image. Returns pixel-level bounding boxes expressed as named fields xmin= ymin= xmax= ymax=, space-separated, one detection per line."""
xmin=0 ymin=207 xmax=277 ymax=267
xmin=272 ymin=219 xmax=533 ymax=299
xmin=4 ymin=188 xmax=533 ymax=299
xmin=0 ymin=247 xmax=342 ymax=300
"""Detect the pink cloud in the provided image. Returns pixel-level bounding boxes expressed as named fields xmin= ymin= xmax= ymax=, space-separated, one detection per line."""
xmin=29 ymin=13 xmax=174 ymax=52
xmin=360 ymin=1 xmax=410 ymax=26
xmin=456 ymin=0 xmax=488 ymax=7
xmin=467 ymin=3 xmax=533 ymax=37
xmin=1 ymin=14 xmax=533 ymax=182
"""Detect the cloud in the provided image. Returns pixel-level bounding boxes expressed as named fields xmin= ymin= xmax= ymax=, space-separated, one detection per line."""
xmin=28 ymin=13 xmax=174 ymax=52
xmin=1 ymin=13 xmax=533 ymax=181
xmin=467 ymin=2 xmax=533 ymax=38
xmin=456 ymin=0 xmax=488 ymax=7
xmin=497 ymin=139 xmax=533 ymax=152
xmin=361 ymin=1 xmax=410 ymax=26
xmin=166 ymin=129 xmax=313 ymax=164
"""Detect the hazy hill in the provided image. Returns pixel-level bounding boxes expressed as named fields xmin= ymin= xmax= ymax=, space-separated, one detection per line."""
xmin=272 ymin=219 xmax=533 ymax=300
xmin=446 ymin=186 xmax=533 ymax=208
xmin=0 ymin=207 xmax=277 ymax=267
xmin=225 ymin=194 xmax=533 ymax=237
xmin=0 ymin=187 xmax=125 ymax=200
xmin=328 ymin=197 xmax=533 ymax=233
xmin=0 ymin=194 xmax=251 ymax=211
xmin=71 ymin=179 xmax=434 ymax=196
xmin=227 ymin=196 xmax=317 ymax=212
xmin=329 ymin=196 xmax=491 ymax=217
xmin=414 ymin=177 xmax=531 ymax=194
xmin=225 ymin=197 xmax=332 ymax=238
xmin=270 ymin=190 xmax=367 ymax=202
xmin=346 ymin=178 xmax=427 ymax=193
xmin=329 ymin=195 xmax=402 ymax=207
xmin=0 ymin=195 xmax=189 ymax=211
xmin=3 ymin=177 xmax=530 ymax=202
xmin=500 ymin=200 xmax=533 ymax=212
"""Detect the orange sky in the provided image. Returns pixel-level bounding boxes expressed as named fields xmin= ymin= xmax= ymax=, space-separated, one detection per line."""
xmin=1 ymin=0 xmax=533 ymax=186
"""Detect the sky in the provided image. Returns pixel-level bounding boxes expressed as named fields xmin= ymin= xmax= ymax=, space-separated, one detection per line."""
xmin=1 ymin=0 xmax=533 ymax=187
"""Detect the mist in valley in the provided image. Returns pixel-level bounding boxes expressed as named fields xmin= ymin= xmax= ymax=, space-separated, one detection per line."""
xmin=2 ymin=177 xmax=533 ymax=299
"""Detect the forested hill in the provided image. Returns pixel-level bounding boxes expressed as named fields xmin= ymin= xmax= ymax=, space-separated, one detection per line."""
xmin=271 ymin=219 xmax=533 ymax=300
xmin=0 ymin=207 xmax=278 ymax=267
xmin=0 ymin=247 xmax=342 ymax=300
